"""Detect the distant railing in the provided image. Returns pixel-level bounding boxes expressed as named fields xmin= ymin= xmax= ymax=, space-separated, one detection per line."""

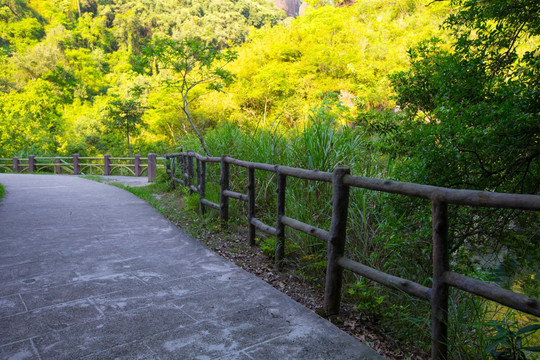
xmin=0 ymin=154 xmax=163 ymax=182
xmin=165 ymin=149 xmax=540 ymax=360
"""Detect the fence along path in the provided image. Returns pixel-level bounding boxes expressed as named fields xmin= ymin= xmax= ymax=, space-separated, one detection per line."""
xmin=165 ymin=149 xmax=540 ymax=360
xmin=0 ymin=153 xmax=160 ymax=181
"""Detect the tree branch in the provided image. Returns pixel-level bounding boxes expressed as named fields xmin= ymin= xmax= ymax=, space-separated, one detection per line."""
xmin=181 ymin=95 xmax=210 ymax=156
xmin=1 ymin=3 xmax=19 ymax=17
xmin=458 ymin=148 xmax=499 ymax=176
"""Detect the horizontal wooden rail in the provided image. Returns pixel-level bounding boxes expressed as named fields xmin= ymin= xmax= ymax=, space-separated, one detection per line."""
xmin=224 ymin=156 xmax=277 ymax=172
xmin=281 ymin=216 xmax=330 ymax=242
xmin=343 ymin=175 xmax=540 ymax=211
xmin=171 ymin=176 xmax=184 ymax=185
xmin=223 ymin=190 xmax=248 ymax=202
xmin=201 ymin=199 xmax=220 ymax=210
xmin=338 ymin=257 xmax=431 ymax=300
xmin=33 ymin=163 xmax=64 ymax=166
xmin=45 ymin=156 xmax=72 ymax=159
xmin=278 ymin=165 xmax=332 ymax=182
xmin=166 ymin=149 xmax=540 ymax=360
xmin=166 ymin=152 xmax=221 ymax=163
xmin=444 ymin=272 xmax=540 ymax=317
xmin=250 ymin=217 xmax=278 ymax=236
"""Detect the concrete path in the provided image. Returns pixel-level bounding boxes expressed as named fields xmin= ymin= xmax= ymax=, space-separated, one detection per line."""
xmin=82 ymin=175 xmax=152 ymax=187
xmin=0 ymin=174 xmax=383 ymax=360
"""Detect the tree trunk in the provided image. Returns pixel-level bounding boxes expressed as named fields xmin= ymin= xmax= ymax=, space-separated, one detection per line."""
xmin=126 ymin=124 xmax=133 ymax=157
xmin=182 ymin=95 xmax=210 ymax=156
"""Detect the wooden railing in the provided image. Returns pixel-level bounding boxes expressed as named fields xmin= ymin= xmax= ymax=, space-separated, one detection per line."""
xmin=165 ymin=150 xmax=540 ymax=360
xmin=0 ymin=154 xmax=162 ymax=182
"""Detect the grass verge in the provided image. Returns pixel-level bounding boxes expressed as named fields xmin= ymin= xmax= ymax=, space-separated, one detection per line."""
xmin=0 ymin=183 xmax=4 ymax=199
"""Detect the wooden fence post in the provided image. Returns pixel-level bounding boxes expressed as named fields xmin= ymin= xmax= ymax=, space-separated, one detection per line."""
xmin=180 ymin=146 xmax=184 ymax=184
xmin=183 ymin=153 xmax=190 ymax=189
xmin=196 ymin=158 xmax=201 ymax=190
xmin=134 ymin=154 xmax=141 ymax=177
xmin=195 ymin=158 xmax=201 ymax=204
xmin=12 ymin=157 xmax=19 ymax=173
xmin=54 ymin=157 xmax=62 ymax=174
xmin=148 ymin=153 xmax=156 ymax=182
xmin=275 ymin=169 xmax=286 ymax=271
xmin=104 ymin=154 xmax=111 ymax=175
xmin=220 ymin=155 xmax=230 ymax=227
xmin=28 ymin=155 xmax=35 ymax=173
xmin=187 ymin=151 xmax=194 ymax=194
xmin=324 ymin=167 xmax=351 ymax=316
xmin=171 ymin=157 xmax=177 ymax=189
xmin=199 ymin=160 xmax=206 ymax=214
xmin=248 ymin=167 xmax=256 ymax=246
xmin=431 ymin=199 xmax=449 ymax=360
xmin=73 ymin=154 xmax=80 ymax=175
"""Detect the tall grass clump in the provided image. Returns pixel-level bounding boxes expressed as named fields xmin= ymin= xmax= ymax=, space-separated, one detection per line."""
xmin=190 ymin=96 xmax=397 ymax=286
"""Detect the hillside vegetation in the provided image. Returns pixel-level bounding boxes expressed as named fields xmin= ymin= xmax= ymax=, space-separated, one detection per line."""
xmin=0 ymin=0 xmax=448 ymax=157
xmin=1 ymin=0 xmax=539 ymax=358
xmin=0 ymin=0 xmax=284 ymax=156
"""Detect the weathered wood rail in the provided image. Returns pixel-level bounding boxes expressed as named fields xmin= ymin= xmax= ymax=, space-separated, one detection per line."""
xmin=0 ymin=154 xmax=161 ymax=181
xmin=165 ymin=149 xmax=540 ymax=360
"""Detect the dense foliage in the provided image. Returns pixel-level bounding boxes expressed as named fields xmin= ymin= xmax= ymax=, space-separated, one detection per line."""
xmin=393 ymin=0 xmax=539 ymax=195
xmin=0 ymin=0 xmax=449 ymax=157
xmin=1 ymin=0 xmax=538 ymax=357
xmin=390 ymin=0 xmax=540 ymax=300
xmin=0 ymin=0 xmax=284 ymax=156
xmin=222 ymin=0 xmax=449 ymax=127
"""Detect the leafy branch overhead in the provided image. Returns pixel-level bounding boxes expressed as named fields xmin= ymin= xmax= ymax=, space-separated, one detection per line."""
xmin=392 ymin=0 xmax=540 ymax=195
xmin=136 ymin=38 xmax=237 ymax=155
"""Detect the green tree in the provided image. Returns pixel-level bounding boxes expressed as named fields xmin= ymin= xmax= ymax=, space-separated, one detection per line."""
xmin=112 ymin=10 xmax=146 ymax=54
xmin=226 ymin=0 xmax=449 ymax=127
xmin=0 ymin=78 xmax=63 ymax=156
xmin=392 ymin=0 xmax=539 ymax=194
xmin=104 ymin=96 xmax=148 ymax=156
xmin=137 ymin=38 xmax=237 ymax=155
xmin=390 ymin=0 xmax=540 ymax=286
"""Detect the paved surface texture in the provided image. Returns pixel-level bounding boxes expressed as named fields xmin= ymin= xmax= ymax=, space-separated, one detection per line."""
xmin=83 ymin=175 xmax=152 ymax=187
xmin=0 ymin=174 xmax=383 ymax=360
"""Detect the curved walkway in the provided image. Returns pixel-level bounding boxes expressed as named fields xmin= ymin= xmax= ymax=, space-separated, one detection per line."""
xmin=0 ymin=174 xmax=382 ymax=360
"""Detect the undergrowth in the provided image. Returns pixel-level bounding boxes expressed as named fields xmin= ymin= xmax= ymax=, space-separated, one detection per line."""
xmin=171 ymin=112 xmax=539 ymax=359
